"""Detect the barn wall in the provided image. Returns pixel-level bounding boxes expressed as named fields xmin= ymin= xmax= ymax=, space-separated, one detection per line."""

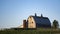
xmin=28 ymin=16 xmax=36 ymax=28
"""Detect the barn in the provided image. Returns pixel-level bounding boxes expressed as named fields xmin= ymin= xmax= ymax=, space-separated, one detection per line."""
xmin=23 ymin=14 xmax=51 ymax=28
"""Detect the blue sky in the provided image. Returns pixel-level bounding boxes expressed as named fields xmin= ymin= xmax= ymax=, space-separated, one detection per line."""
xmin=0 ymin=0 xmax=60 ymax=28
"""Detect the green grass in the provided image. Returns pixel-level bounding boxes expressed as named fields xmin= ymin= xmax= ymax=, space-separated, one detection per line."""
xmin=0 ymin=28 xmax=60 ymax=34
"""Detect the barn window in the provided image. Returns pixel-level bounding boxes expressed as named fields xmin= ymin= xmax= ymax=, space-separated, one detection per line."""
xmin=30 ymin=16 xmax=32 ymax=20
xmin=30 ymin=16 xmax=31 ymax=18
xmin=32 ymin=22 xmax=33 ymax=23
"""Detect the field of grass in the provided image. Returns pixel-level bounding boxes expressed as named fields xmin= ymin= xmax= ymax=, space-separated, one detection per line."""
xmin=0 ymin=28 xmax=60 ymax=34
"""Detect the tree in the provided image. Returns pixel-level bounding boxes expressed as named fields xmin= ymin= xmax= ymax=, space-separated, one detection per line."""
xmin=53 ymin=20 xmax=59 ymax=28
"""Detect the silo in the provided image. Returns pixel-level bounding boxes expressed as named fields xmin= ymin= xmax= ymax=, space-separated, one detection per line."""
xmin=23 ymin=20 xmax=26 ymax=28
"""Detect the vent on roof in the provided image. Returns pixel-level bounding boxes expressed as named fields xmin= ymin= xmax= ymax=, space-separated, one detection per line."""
xmin=41 ymin=14 xmax=43 ymax=17
xmin=35 ymin=13 xmax=37 ymax=16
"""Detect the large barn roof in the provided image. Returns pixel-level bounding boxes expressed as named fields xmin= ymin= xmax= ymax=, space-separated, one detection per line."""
xmin=30 ymin=14 xmax=51 ymax=27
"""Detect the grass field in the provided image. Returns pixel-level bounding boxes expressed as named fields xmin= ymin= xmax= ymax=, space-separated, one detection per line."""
xmin=0 ymin=28 xmax=60 ymax=34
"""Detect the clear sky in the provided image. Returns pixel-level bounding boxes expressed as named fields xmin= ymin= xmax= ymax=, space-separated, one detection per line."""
xmin=0 ymin=0 xmax=60 ymax=28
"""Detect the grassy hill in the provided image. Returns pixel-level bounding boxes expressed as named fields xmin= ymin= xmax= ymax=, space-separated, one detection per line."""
xmin=0 ymin=28 xmax=60 ymax=34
